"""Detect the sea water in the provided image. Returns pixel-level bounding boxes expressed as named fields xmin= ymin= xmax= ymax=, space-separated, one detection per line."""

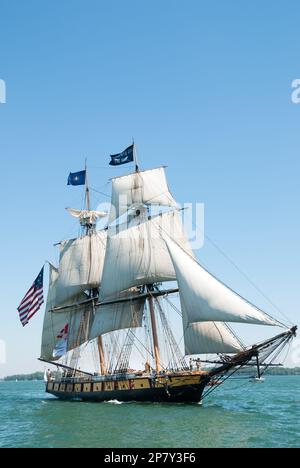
xmin=0 ymin=376 xmax=299 ymax=448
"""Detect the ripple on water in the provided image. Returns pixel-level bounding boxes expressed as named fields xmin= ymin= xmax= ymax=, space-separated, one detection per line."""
xmin=0 ymin=377 xmax=299 ymax=448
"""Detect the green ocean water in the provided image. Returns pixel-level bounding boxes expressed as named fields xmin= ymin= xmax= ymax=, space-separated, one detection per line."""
xmin=0 ymin=376 xmax=299 ymax=448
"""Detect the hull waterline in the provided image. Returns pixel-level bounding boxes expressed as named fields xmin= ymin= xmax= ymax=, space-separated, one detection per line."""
xmin=46 ymin=372 xmax=210 ymax=403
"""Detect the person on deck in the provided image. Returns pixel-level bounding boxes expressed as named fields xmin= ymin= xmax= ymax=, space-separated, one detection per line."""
xmin=196 ymin=359 xmax=201 ymax=371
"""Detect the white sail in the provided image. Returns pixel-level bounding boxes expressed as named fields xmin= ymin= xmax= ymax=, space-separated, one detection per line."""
xmin=165 ymin=237 xmax=279 ymax=327
xmin=40 ymin=264 xmax=88 ymax=361
xmin=41 ymin=264 xmax=61 ymax=361
xmin=109 ymin=167 xmax=177 ymax=223
xmin=66 ymin=208 xmax=107 ymax=224
xmin=100 ymin=210 xmax=193 ymax=300
xmin=90 ymin=296 xmax=145 ymax=338
xmin=55 ymin=231 xmax=107 ymax=306
xmin=184 ymin=322 xmax=243 ymax=355
xmin=41 ymin=265 xmax=144 ymax=361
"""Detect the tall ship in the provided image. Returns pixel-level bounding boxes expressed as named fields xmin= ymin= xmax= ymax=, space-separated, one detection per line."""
xmin=20 ymin=144 xmax=297 ymax=403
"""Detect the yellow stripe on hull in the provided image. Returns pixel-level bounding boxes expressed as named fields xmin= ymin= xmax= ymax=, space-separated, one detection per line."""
xmin=46 ymin=372 xmax=210 ymax=403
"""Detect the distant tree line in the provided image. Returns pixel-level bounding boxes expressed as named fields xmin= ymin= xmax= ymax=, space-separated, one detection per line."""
xmin=3 ymin=372 xmax=44 ymax=381
xmin=265 ymin=367 xmax=300 ymax=376
xmin=235 ymin=367 xmax=300 ymax=376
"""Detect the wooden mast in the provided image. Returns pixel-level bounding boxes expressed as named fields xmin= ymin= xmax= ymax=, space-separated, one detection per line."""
xmin=147 ymin=287 xmax=162 ymax=373
xmin=85 ymin=160 xmax=107 ymax=375
xmin=133 ymin=139 xmax=140 ymax=173
xmin=85 ymin=159 xmax=91 ymax=212
xmin=97 ymin=336 xmax=107 ymax=375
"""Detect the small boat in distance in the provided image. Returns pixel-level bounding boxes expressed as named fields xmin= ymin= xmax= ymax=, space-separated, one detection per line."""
xmin=250 ymin=376 xmax=266 ymax=383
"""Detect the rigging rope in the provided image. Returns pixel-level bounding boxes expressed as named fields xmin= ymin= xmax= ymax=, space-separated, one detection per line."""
xmin=155 ymin=297 xmax=187 ymax=371
xmin=203 ymin=232 xmax=294 ymax=327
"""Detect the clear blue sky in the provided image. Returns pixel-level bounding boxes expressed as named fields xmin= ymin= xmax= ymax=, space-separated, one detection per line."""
xmin=0 ymin=1 xmax=300 ymax=377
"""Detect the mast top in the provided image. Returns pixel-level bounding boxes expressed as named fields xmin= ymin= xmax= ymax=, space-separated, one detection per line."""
xmin=67 ymin=160 xmax=107 ymax=234
xmin=85 ymin=159 xmax=91 ymax=213
xmin=132 ymin=140 xmax=140 ymax=173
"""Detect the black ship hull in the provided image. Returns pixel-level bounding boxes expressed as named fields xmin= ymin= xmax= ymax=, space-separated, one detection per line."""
xmin=46 ymin=373 xmax=209 ymax=403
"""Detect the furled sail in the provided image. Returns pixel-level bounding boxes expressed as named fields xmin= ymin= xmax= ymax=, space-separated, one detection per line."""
xmin=165 ymin=237 xmax=280 ymax=327
xmin=66 ymin=208 xmax=107 ymax=224
xmin=55 ymin=231 xmax=107 ymax=307
xmin=100 ymin=210 xmax=193 ymax=301
xmin=184 ymin=322 xmax=243 ymax=355
xmin=109 ymin=167 xmax=177 ymax=223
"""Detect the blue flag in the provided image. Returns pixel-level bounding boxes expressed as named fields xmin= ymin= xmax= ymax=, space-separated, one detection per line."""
xmin=67 ymin=170 xmax=86 ymax=186
xmin=110 ymin=145 xmax=134 ymax=166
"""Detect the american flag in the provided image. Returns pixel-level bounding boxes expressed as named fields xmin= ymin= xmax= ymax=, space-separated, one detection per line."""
xmin=17 ymin=268 xmax=44 ymax=327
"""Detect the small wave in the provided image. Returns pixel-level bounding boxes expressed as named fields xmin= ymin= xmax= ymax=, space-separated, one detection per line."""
xmin=104 ymin=399 xmax=124 ymax=405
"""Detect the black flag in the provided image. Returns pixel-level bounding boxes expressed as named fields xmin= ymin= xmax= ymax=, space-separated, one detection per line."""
xmin=109 ymin=145 xmax=134 ymax=166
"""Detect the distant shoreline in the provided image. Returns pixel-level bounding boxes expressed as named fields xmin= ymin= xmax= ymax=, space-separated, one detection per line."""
xmin=236 ymin=367 xmax=300 ymax=376
xmin=1 ymin=372 xmax=44 ymax=382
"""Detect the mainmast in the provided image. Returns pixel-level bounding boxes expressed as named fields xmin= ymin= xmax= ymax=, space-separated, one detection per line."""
xmin=147 ymin=286 xmax=162 ymax=373
xmin=85 ymin=159 xmax=91 ymax=222
xmin=134 ymin=144 xmax=162 ymax=372
xmin=133 ymin=140 xmax=140 ymax=173
xmin=97 ymin=335 xmax=107 ymax=375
